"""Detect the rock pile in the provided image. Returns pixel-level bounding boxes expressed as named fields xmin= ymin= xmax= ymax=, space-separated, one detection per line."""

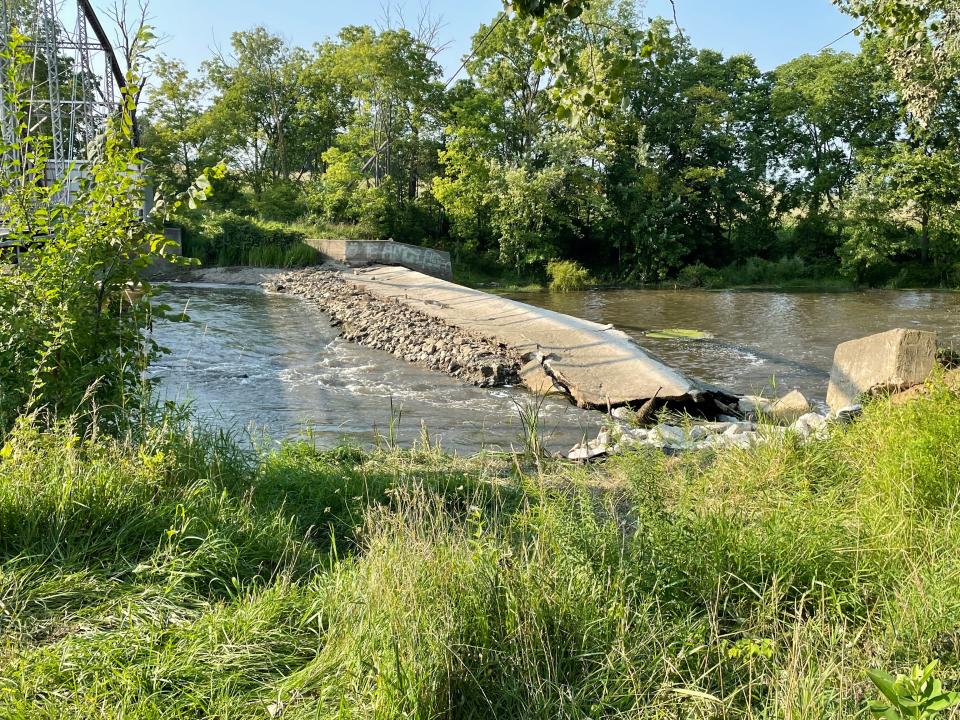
xmin=569 ymin=389 xmax=857 ymax=460
xmin=266 ymin=267 xmax=522 ymax=388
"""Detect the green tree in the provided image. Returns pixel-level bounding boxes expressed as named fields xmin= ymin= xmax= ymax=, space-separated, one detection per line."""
xmin=141 ymin=57 xmax=212 ymax=191
xmin=835 ymin=0 xmax=960 ymax=126
xmin=771 ymin=47 xmax=897 ymax=220
xmin=203 ymin=28 xmax=305 ymax=194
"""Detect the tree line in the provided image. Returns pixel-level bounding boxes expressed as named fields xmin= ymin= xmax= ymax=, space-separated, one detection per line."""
xmin=143 ymin=0 xmax=960 ymax=286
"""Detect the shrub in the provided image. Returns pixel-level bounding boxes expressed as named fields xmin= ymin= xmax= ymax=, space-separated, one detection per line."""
xmin=547 ymin=259 xmax=592 ymax=292
xmin=252 ymin=181 xmax=307 ymax=222
xmin=181 ymin=211 xmax=308 ymax=267
xmin=0 ymin=32 xmax=213 ymax=430
xmin=677 ymin=262 xmax=720 ymax=288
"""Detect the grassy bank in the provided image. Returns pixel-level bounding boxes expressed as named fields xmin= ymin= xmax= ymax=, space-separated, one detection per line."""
xmin=2 ymin=381 xmax=960 ymax=717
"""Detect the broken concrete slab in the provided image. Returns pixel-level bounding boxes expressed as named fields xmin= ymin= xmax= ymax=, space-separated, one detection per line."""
xmin=519 ymin=359 xmax=563 ymax=396
xmin=345 ymin=265 xmax=732 ymax=410
xmin=826 ymin=329 xmax=938 ymax=411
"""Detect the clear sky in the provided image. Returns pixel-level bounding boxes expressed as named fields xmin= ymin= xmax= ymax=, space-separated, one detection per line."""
xmin=117 ymin=0 xmax=861 ymax=76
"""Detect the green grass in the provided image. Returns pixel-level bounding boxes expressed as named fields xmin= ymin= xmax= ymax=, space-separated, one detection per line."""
xmin=2 ymin=384 xmax=960 ymax=717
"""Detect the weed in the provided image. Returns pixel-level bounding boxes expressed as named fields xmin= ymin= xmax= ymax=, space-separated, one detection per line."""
xmin=547 ymin=259 xmax=592 ymax=292
xmin=867 ymin=661 xmax=960 ymax=719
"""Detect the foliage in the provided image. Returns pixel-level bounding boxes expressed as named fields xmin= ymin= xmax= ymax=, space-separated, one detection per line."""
xmin=835 ymin=0 xmax=960 ymax=126
xmin=141 ymin=57 xmax=215 ymax=192
xmin=547 ymin=259 xmax=591 ymax=291
xmin=867 ymin=661 xmax=960 ymax=719
xmin=4 ymin=379 xmax=960 ymax=715
xmin=179 ymin=211 xmax=314 ymax=267
xmin=138 ymin=2 xmax=960 ymax=287
xmin=0 ymin=30 xmax=215 ymax=431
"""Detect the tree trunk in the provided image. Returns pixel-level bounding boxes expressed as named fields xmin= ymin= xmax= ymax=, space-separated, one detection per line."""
xmin=920 ymin=205 xmax=930 ymax=264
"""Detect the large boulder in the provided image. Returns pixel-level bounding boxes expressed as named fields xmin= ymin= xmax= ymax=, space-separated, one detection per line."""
xmin=826 ymin=329 xmax=938 ymax=411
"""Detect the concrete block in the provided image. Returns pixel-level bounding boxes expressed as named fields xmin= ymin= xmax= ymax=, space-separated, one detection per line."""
xmin=519 ymin=360 xmax=563 ymax=396
xmin=826 ymin=329 xmax=937 ymax=411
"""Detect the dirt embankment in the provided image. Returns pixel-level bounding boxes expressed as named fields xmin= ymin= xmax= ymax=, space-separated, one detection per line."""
xmin=268 ymin=267 xmax=523 ymax=388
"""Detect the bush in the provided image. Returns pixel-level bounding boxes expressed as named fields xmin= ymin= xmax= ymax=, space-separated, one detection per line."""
xmin=547 ymin=259 xmax=592 ymax=292
xmin=252 ymin=181 xmax=308 ymax=222
xmin=0 ymin=33 xmax=204 ymax=430
xmin=696 ymin=255 xmax=839 ymax=288
xmin=180 ymin=211 xmax=309 ymax=267
xmin=246 ymin=242 xmax=318 ymax=268
xmin=677 ymin=262 xmax=720 ymax=288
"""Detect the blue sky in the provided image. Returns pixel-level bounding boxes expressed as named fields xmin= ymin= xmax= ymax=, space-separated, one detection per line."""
xmin=123 ymin=0 xmax=861 ymax=76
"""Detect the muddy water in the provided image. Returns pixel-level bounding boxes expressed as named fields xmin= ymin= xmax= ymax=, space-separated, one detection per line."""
xmin=151 ymin=284 xmax=960 ymax=452
xmin=150 ymin=284 xmax=601 ymax=453
xmin=507 ymin=288 xmax=960 ymax=402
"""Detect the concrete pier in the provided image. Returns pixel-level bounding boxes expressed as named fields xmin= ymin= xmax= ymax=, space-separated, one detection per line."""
xmin=343 ymin=265 xmax=723 ymax=409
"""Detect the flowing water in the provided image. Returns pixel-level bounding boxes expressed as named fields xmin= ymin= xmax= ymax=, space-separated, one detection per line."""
xmin=507 ymin=288 xmax=960 ymax=403
xmin=150 ymin=284 xmax=601 ymax=454
xmin=152 ymin=284 xmax=960 ymax=452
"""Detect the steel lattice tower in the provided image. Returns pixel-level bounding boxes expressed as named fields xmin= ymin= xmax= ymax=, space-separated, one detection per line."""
xmin=0 ymin=0 xmax=124 ymax=203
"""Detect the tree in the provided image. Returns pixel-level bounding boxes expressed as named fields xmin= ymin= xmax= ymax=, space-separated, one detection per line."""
xmin=771 ymin=47 xmax=897 ymax=221
xmin=141 ymin=57 xmax=212 ymax=190
xmin=203 ymin=28 xmax=305 ymax=194
xmin=841 ymin=45 xmax=960 ymax=276
xmin=835 ymin=0 xmax=960 ymax=126
xmin=307 ymin=25 xmax=443 ymax=234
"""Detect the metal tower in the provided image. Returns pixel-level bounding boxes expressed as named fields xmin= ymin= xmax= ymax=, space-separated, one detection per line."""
xmin=0 ymin=0 xmax=125 ymax=203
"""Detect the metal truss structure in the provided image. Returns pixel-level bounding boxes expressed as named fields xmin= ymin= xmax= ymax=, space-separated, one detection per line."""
xmin=0 ymin=0 xmax=125 ymax=203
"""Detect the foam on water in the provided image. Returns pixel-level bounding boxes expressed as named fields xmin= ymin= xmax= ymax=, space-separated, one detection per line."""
xmin=150 ymin=284 xmax=601 ymax=453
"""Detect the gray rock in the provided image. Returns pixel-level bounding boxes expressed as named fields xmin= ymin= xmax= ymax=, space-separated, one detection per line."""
xmin=738 ymin=395 xmax=772 ymax=416
xmin=793 ymin=412 xmax=829 ymax=440
xmin=567 ymin=444 xmax=609 ymax=461
xmin=689 ymin=425 xmax=711 ymax=442
xmin=653 ymin=424 xmax=686 ymax=444
xmin=567 ymin=430 xmax=611 ymax=461
xmin=698 ymin=421 xmax=734 ymax=434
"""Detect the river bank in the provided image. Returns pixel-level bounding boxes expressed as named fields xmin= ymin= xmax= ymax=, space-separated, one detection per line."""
xmin=3 ymin=380 xmax=960 ymax=717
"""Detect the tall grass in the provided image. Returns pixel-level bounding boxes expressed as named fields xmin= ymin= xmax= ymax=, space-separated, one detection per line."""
xmin=547 ymin=259 xmax=592 ymax=292
xmin=2 ymin=384 xmax=960 ymax=717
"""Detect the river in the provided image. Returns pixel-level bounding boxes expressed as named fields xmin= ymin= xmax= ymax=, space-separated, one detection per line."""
xmin=150 ymin=284 xmax=601 ymax=453
xmin=506 ymin=288 xmax=960 ymax=402
xmin=151 ymin=284 xmax=960 ymax=451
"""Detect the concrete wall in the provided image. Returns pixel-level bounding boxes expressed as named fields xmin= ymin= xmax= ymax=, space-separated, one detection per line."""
xmin=306 ymin=238 xmax=452 ymax=280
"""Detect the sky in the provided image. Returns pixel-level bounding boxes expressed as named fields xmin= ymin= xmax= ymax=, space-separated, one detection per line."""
xmin=117 ymin=0 xmax=861 ymax=77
